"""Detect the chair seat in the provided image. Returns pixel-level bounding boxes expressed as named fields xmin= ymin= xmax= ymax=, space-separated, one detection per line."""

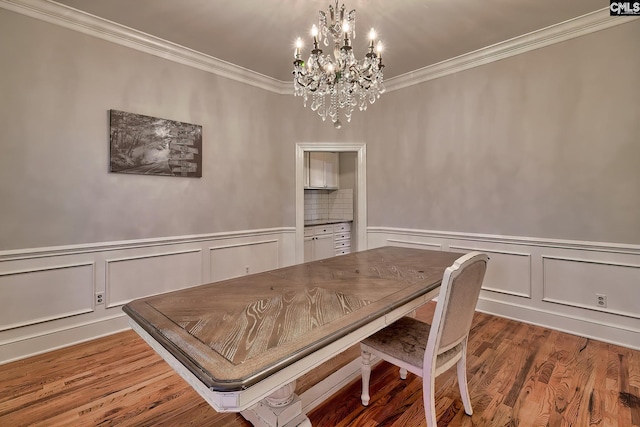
xmin=362 ymin=316 xmax=463 ymax=369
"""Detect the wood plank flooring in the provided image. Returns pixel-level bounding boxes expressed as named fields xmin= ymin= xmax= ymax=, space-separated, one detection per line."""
xmin=1 ymin=303 xmax=638 ymax=426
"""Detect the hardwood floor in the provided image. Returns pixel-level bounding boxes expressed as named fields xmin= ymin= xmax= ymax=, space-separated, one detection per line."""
xmin=1 ymin=303 xmax=638 ymax=426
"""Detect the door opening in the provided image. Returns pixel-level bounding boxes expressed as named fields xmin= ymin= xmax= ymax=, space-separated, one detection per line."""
xmin=295 ymin=143 xmax=367 ymax=264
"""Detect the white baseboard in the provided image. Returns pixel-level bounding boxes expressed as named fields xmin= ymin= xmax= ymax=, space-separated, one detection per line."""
xmin=0 ymin=314 xmax=130 ymax=364
xmin=476 ymin=298 xmax=640 ymax=350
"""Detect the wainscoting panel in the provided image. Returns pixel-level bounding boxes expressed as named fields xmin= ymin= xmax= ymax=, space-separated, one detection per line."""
xmin=0 ymin=263 xmax=94 ymax=331
xmin=209 ymin=240 xmax=279 ymax=282
xmin=542 ymin=256 xmax=640 ymax=319
xmin=368 ymin=227 xmax=640 ymax=349
xmin=106 ymin=249 xmax=203 ymax=308
xmin=0 ymin=228 xmax=295 ymax=364
xmin=449 ymin=245 xmax=532 ymax=298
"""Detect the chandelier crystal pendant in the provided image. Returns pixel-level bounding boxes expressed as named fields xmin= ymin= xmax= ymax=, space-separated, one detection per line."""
xmin=293 ymin=0 xmax=385 ymax=128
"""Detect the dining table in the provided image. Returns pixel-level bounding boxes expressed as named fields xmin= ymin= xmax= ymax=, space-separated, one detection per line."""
xmin=123 ymin=246 xmax=463 ymax=426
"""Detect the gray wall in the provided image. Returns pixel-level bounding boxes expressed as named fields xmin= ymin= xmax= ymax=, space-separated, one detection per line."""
xmin=358 ymin=21 xmax=639 ymax=244
xmin=0 ymin=10 xmax=291 ymax=250
xmin=280 ymin=20 xmax=640 ymax=245
xmin=2 ymin=8 xmax=639 ymax=252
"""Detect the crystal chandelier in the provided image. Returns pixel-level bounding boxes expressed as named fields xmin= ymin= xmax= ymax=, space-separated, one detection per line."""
xmin=293 ymin=1 xmax=385 ymax=129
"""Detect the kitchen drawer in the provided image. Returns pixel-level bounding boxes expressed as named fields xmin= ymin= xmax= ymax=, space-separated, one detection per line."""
xmin=314 ymin=225 xmax=333 ymax=235
xmin=333 ymin=222 xmax=351 ymax=232
xmin=304 ymin=227 xmax=314 ymax=237
xmin=335 ymin=239 xmax=350 ymax=249
xmin=334 ymin=231 xmax=350 ymax=241
xmin=335 ymin=248 xmax=351 ymax=256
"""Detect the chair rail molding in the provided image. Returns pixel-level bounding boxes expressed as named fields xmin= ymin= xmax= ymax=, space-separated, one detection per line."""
xmin=368 ymin=226 xmax=640 ymax=255
xmin=0 ymin=227 xmax=295 ymax=262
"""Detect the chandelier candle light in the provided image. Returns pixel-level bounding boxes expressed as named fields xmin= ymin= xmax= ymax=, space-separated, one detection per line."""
xmin=293 ymin=1 xmax=385 ymax=128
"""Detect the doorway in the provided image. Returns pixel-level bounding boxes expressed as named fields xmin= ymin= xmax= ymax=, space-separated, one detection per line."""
xmin=295 ymin=142 xmax=367 ymax=264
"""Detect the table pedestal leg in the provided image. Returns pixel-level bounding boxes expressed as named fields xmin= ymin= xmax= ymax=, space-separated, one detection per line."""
xmin=241 ymin=380 xmax=311 ymax=427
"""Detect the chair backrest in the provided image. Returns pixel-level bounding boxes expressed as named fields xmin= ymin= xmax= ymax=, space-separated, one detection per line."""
xmin=427 ymin=252 xmax=488 ymax=357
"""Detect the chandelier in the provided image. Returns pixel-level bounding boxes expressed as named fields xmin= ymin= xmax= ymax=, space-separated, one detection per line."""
xmin=293 ymin=1 xmax=385 ymax=128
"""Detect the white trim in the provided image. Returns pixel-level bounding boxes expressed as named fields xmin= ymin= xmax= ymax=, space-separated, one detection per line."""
xmin=295 ymin=143 xmax=367 ymax=264
xmin=0 ymin=312 xmax=128 ymax=347
xmin=0 ymin=316 xmax=131 ymax=365
xmin=0 ymin=262 xmax=96 ymax=331
xmin=541 ymin=254 xmax=640 ymax=269
xmin=0 ymin=227 xmax=296 ymax=261
xmin=208 ymin=239 xmax=279 ymax=251
xmin=476 ymin=297 xmax=640 ymax=349
xmin=368 ymin=226 xmax=640 ymax=255
xmin=369 ymin=227 xmax=640 ymax=349
xmin=448 ymin=245 xmax=532 ymax=258
xmin=0 ymin=0 xmax=287 ymax=93
xmin=0 ymin=228 xmax=295 ymax=364
xmin=449 ymin=245 xmax=532 ymax=299
xmin=482 ymin=287 xmax=531 ymax=299
xmin=384 ymin=8 xmax=640 ymax=92
xmin=104 ymin=248 xmax=203 ymax=308
xmin=1 ymin=2 xmax=637 ymax=94
xmin=0 ymin=261 xmax=94 ymax=277
xmin=105 ymin=248 xmax=202 ymax=264
xmin=386 ymin=239 xmax=442 ymax=250
xmin=541 ymin=255 xmax=640 ymax=320
xmin=541 ymin=296 xmax=640 ymax=321
xmin=1 ymin=308 xmax=95 ymax=333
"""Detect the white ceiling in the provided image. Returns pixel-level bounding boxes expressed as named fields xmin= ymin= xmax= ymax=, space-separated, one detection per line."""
xmin=52 ymin=0 xmax=605 ymax=81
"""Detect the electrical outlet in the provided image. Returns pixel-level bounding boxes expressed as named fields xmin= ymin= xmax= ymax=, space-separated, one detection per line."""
xmin=95 ymin=292 xmax=104 ymax=305
xmin=596 ymin=294 xmax=606 ymax=308
xmin=245 ymin=266 xmax=250 ymax=274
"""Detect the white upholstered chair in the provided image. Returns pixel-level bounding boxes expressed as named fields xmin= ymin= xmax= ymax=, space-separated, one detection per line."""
xmin=360 ymin=251 xmax=488 ymax=426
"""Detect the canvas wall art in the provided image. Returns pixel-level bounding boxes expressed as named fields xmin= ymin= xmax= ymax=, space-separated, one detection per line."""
xmin=109 ymin=110 xmax=202 ymax=177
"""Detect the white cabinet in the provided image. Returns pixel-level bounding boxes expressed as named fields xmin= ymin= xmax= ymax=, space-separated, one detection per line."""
xmin=304 ymin=222 xmax=352 ymax=262
xmin=304 ymin=225 xmax=335 ymax=262
xmin=306 ymin=152 xmax=339 ymax=189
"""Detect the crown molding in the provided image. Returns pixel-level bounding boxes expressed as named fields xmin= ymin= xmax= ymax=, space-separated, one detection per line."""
xmin=1 ymin=1 xmax=637 ymax=95
xmin=384 ymin=8 xmax=640 ymax=92
xmin=0 ymin=0 xmax=285 ymax=93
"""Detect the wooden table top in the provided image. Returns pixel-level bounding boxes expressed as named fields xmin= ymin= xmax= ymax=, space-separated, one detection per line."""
xmin=123 ymin=246 xmax=462 ymax=392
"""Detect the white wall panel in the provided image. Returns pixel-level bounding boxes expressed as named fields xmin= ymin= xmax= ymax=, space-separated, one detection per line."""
xmin=106 ymin=249 xmax=202 ymax=308
xmin=0 ymin=229 xmax=294 ymax=364
xmin=368 ymin=227 xmax=640 ymax=349
xmin=542 ymin=256 xmax=640 ymax=319
xmin=0 ymin=263 xmax=94 ymax=331
xmin=450 ymin=245 xmax=532 ymax=298
xmin=209 ymin=240 xmax=279 ymax=282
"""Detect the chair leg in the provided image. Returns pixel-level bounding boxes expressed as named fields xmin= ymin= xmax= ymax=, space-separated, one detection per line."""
xmin=360 ymin=348 xmax=372 ymax=406
xmin=456 ymin=350 xmax=473 ymax=415
xmin=423 ymin=373 xmax=437 ymax=427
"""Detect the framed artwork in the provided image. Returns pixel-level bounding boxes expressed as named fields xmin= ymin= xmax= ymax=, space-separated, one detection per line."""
xmin=109 ymin=109 xmax=202 ymax=177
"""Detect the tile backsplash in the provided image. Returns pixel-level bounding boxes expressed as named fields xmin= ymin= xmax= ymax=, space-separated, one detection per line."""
xmin=304 ymin=189 xmax=353 ymax=222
